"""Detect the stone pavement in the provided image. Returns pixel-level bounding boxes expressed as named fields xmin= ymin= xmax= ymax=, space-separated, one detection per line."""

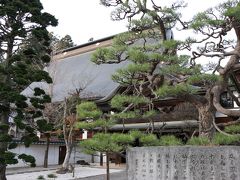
xmin=77 ymin=171 xmax=127 ymax=180
xmin=6 ymin=164 xmax=126 ymax=180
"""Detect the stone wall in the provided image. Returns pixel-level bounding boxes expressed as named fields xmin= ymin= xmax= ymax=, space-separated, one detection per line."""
xmin=127 ymin=146 xmax=240 ymax=180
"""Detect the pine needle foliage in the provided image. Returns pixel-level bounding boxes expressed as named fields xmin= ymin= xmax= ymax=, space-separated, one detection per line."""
xmin=111 ymin=95 xmax=150 ymax=110
xmin=225 ymin=124 xmax=240 ymax=134
xmin=76 ymin=102 xmax=102 ymax=120
xmin=159 ymin=135 xmax=183 ymax=146
xmin=112 ymin=111 xmax=141 ymax=119
xmin=129 ymin=130 xmax=144 ymax=139
xmin=212 ymin=133 xmax=240 ymax=145
xmin=156 ymin=84 xmax=197 ymax=98
xmin=80 ymin=133 xmax=134 ymax=154
xmin=186 ymin=136 xmax=210 ymax=146
xmin=98 ymin=0 xmax=240 ymax=142
xmin=139 ymin=134 xmax=159 ymax=146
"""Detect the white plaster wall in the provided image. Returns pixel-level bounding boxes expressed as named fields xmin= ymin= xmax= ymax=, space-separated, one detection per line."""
xmin=8 ymin=144 xmax=59 ymax=168
xmin=47 ymin=144 xmax=58 ymax=165
xmin=69 ymin=147 xmax=106 ymax=164
xmin=70 ymin=147 xmax=95 ymax=163
xmin=7 ymin=145 xmax=106 ymax=168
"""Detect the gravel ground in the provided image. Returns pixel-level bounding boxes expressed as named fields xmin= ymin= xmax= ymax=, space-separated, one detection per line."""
xmin=77 ymin=171 xmax=127 ymax=180
xmin=6 ymin=166 xmax=124 ymax=180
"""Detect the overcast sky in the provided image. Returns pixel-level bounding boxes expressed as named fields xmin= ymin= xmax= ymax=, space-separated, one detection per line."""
xmin=40 ymin=0 xmax=227 ymax=45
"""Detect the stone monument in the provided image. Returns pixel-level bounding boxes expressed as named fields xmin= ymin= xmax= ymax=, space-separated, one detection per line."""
xmin=127 ymin=146 xmax=240 ymax=180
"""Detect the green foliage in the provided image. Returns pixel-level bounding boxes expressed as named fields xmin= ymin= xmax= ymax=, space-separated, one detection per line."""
xmin=50 ymin=33 xmax=75 ymax=53
xmin=111 ymin=133 xmax=134 ymax=146
xmin=37 ymin=175 xmax=45 ymax=180
xmin=98 ymin=0 xmax=240 ymax=146
xmin=0 ymin=123 xmax=9 ymax=130
xmin=128 ymin=17 xmax=155 ymax=31
xmin=14 ymin=117 xmax=26 ymax=130
xmin=80 ymin=133 xmax=122 ymax=154
xmin=33 ymin=88 xmax=46 ymax=96
xmin=127 ymin=49 xmax=149 ymax=63
xmin=112 ymin=32 xmax=134 ymax=47
xmin=159 ymin=135 xmax=183 ymax=146
xmin=25 ymin=126 xmax=35 ymax=133
xmin=18 ymin=154 xmax=36 ymax=167
xmin=156 ymin=84 xmax=197 ymax=98
xmin=160 ymin=64 xmax=193 ymax=76
xmin=129 ymin=130 xmax=144 ymax=139
xmin=142 ymin=110 xmax=158 ymax=118
xmin=76 ymin=102 xmax=102 ymax=119
xmin=187 ymin=136 xmax=210 ymax=146
xmin=187 ymin=74 xmax=221 ymax=86
xmin=162 ymin=40 xmax=181 ymax=50
xmin=47 ymin=174 xmax=57 ymax=178
xmin=191 ymin=12 xmax=225 ymax=30
xmin=212 ymin=133 xmax=240 ymax=145
xmin=76 ymin=119 xmax=115 ymax=130
xmin=225 ymin=124 xmax=240 ymax=134
xmin=112 ymin=63 xmax=151 ymax=84
xmin=41 ymin=54 xmax=51 ymax=63
xmin=36 ymin=119 xmax=53 ymax=132
xmin=224 ymin=1 xmax=240 ymax=21
xmin=139 ymin=134 xmax=159 ymax=146
xmin=111 ymin=95 xmax=149 ymax=110
xmin=80 ymin=133 xmax=134 ymax=155
xmin=3 ymin=151 xmax=18 ymax=165
xmin=0 ymin=0 xmax=59 ymax=174
xmin=91 ymin=48 xmax=111 ymax=64
xmin=112 ymin=111 xmax=141 ymax=119
xmin=0 ymin=134 xmax=12 ymax=142
xmin=8 ymin=142 xmax=18 ymax=149
xmin=21 ymin=135 xmax=39 ymax=147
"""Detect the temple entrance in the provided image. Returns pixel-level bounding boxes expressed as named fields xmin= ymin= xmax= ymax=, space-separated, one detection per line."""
xmin=58 ymin=146 xmax=66 ymax=165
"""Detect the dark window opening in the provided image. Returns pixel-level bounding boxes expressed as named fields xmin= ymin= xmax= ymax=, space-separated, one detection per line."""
xmin=220 ymin=92 xmax=234 ymax=108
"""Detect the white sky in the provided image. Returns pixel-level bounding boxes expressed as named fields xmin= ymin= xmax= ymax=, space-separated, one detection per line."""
xmin=40 ymin=0 xmax=229 ymax=45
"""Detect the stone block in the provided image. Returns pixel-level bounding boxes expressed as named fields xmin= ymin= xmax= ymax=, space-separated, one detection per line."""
xmin=127 ymin=146 xmax=240 ymax=180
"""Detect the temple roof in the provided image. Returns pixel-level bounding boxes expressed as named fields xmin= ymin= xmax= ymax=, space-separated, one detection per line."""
xmin=22 ymin=29 xmax=174 ymax=103
xmin=22 ymin=42 xmax=128 ymax=102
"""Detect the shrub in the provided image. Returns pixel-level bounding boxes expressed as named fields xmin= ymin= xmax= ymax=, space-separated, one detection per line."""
xmin=212 ymin=133 xmax=240 ymax=145
xmin=187 ymin=136 xmax=210 ymax=146
xmin=37 ymin=175 xmax=45 ymax=180
xmin=140 ymin=134 xmax=159 ymax=146
xmin=47 ymin=174 xmax=57 ymax=178
xmin=159 ymin=135 xmax=182 ymax=146
xmin=225 ymin=124 xmax=240 ymax=134
xmin=129 ymin=130 xmax=144 ymax=139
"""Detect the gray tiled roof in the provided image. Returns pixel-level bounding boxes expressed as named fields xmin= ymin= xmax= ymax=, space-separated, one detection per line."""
xmin=22 ymin=50 xmax=128 ymax=102
xmin=22 ymin=29 xmax=173 ymax=103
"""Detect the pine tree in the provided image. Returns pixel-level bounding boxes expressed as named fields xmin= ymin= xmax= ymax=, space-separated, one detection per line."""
xmin=92 ymin=0 xmax=240 ymax=140
xmin=0 ymin=0 xmax=57 ymax=179
xmin=49 ymin=33 xmax=76 ymax=54
xmin=76 ymin=101 xmax=134 ymax=180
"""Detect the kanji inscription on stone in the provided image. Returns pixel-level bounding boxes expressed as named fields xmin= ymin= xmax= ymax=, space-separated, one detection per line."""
xmin=127 ymin=146 xmax=240 ymax=180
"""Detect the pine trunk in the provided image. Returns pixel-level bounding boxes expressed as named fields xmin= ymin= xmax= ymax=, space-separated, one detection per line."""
xmin=43 ymin=134 xmax=50 ymax=168
xmin=0 ymin=113 xmax=9 ymax=180
xmin=0 ymin=165 xmax=6 ymax=180
xmin=100 ymin=153 xmax=103 ymax=166
xmin=198 ymin=105 xmax=215 ymax=139
xmin=106 ymin=152 xmax=110 ymax=180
